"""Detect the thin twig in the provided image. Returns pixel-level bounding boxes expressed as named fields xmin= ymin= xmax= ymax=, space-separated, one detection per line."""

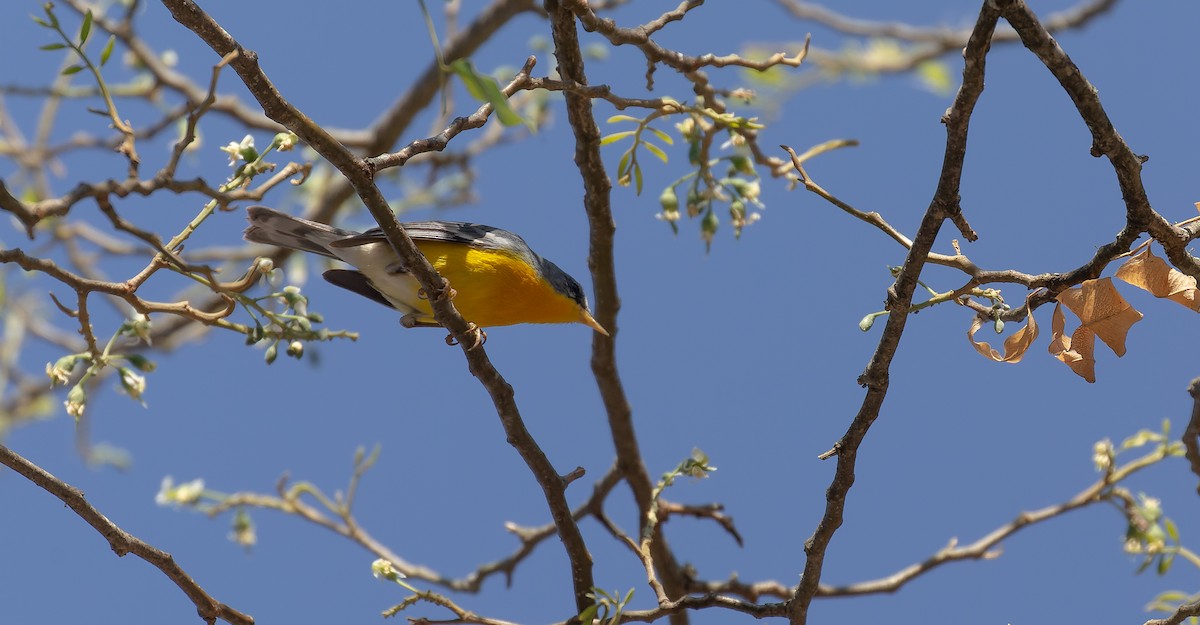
xmin=1184 ymin=377 xmax=1200 ymax=494
xmin=366 ymin=57 xmax=537 ymax=172
xmin=822 ymin=444 xmax=1171 ymax=596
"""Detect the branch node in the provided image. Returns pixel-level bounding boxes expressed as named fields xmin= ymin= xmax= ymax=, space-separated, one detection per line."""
xmin=561 ymin=466 xmax=586 ymax=486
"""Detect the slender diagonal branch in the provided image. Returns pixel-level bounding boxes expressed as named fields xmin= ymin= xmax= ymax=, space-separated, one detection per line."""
xmin=0 ymin=444 xmax=253 ymax=625
xmin=158 ymin=0 xmax=595 ymax=615
xmin=788 ymin=4 xmax=1002 ymax=624
xmin=823 ymin=443 xmax=1171 ymax=596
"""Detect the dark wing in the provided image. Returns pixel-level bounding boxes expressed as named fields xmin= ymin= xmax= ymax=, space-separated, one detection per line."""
xmin=330 ymin=221 xmax=536 ymax=259
xmin=322 ymin=269 xmax=396 ymax=309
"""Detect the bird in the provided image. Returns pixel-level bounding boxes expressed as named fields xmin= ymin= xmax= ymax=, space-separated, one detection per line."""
xmin=243 ymin=206 xmax=608 ymax=342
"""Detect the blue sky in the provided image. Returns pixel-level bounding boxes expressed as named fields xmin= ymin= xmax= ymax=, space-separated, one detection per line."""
xmin=3 ymin=1 xmax=1199 ymax=624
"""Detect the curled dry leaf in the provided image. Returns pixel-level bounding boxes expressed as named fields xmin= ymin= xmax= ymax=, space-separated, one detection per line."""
xmin=1048 ymin=302 xmax=1096 ymax=383
xmin=1114 ymin=246 xmax=1200 ymax=312
xmin=967 ymin=305 xmax=1038 ymax=363
xmin=1055 ymin=277 xmax=1142 ymax=357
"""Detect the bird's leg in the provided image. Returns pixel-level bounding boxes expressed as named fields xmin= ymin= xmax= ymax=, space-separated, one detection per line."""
xmin=411 ymin=277 xmax=479 ymax=346
xmin=445 ymin=323 xmax=487 ymax=350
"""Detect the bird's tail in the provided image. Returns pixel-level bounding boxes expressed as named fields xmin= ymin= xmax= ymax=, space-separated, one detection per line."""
xmin=243 ymin=205 xmax=354 ymax=258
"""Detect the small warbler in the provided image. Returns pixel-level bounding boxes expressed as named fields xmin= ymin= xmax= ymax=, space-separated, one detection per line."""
xmin=244 ymin=206 xmax=607 ymax=336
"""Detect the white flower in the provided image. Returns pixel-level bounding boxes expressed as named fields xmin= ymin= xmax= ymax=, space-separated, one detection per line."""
xmin=154 ymin=477 xmax=175 ymax=506
xmin=273 ymin=132 xmax=299 ymax=152
xmin=122 ymin=314 xmax=153 ymax=345
xmin=156 ymin=476 xmax=206 ymax=507
xmin=46 ymin=355 xmax=78 ymax=386
xmin=1141 ymin=495 xmax=1161 ymax=517
xmin=65 ymin=384 xmax=86 ymax=419
xmin=229 ymin=510 xmax=256 ymax=549
xmin=1092 ymin=439 xmax=1113 ymax=472
xmin=118 ymin=368 xmax=147 ymax=405
xmin=174 ymin=479 xmax=205 ymax=504
xmin=371 ymin=558 xmax=406 ymax=581
xmin=220 ymin=134 xmax=256 ymax=166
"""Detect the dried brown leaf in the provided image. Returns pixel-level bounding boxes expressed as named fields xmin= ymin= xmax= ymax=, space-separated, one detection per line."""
xmin=967 ymin=306 xmax=1038 ymax=363
xmin=1048 ymin=302 xmax=1096 ymax=383
xmin=1056 ymin=278 xmax=1143 ymax=357
xmin=1114 ymin=246 xmax=1200 ymax=312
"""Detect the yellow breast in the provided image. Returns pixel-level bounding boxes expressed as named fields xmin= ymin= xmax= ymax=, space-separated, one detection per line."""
xmin=408 ymin=241 xmax=583 ymax=328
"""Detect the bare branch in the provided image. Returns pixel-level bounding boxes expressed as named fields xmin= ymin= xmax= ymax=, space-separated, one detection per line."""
xmin=0 ymin=179 xmax=40 ymax=237
xmin=0 ymin=444 xmax=253 ymax=625
xmin=1185 ymin=377 xmax=1200 ymax=493
xmin=304 ymin=0 xmax=539 ymax=224
xmin=658 ymin=501 xmax=744 ymax=547
xmin=995 ymin=0 xmax=1200 ymax=281
xmin=544 ymin=1 xmax=688 ymax=619
xmin=159 ymin=0 xmax=597 ymax=613
xmin=774 ymin=0 xmax=1119 ymax=78
xmin=824 ymin=444 xmax=1171 ymax=596
xmin=366 ymin=57 xmax=537 ymax=172
xmin=789 ymin=3 xmax=1002 ymax=623
xmin=775 ymin=0 xmax=1116 ymax=44
xmin=563 ymin=0 xmax=808 ymax=74
xmin=1145 ymin=597 xmax=1200 ymax=625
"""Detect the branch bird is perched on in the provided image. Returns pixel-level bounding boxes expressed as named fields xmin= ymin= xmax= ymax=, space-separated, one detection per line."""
xmin=243 ymin=206 xmax=608 ymax=343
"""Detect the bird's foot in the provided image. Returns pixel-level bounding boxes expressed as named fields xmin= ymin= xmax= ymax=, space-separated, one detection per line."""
xmin=417 ymin=278 xmax=456 ymax=302
xmin=445 ymin=323 xmax=487 ymax=350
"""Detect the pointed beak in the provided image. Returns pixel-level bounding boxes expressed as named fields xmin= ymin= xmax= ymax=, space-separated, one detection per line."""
xmin=580 ymin=310 xmax=610 ymax=336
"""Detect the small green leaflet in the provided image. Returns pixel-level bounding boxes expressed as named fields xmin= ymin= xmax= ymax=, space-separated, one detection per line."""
xmin=448 ymin=58 xmax=527 ymax=129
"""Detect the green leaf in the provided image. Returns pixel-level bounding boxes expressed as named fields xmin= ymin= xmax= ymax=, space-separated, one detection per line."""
xmin=448 ymin=58 xmax=525 ymax=127
xmin=599 ymin=130 xmax=636 ymax=146
xmin=616 ymin=150 xmax=631 ymax=177
xmin=61 ymin=65 xmax=84 ymax=76
xmin=577 ymin=605 xmax=598 ymax=624
xmin=1165 ymin=517 xmax=1180 ymax=543
xmin=606 ymin=114 xmax=641 ymax=124
xmin=100 ymin=35 xmax=115 ymax=66
xmin=1155 ymin=591 xmax=1190 ymax=603
xmin=415 ymin=0 xmax=444 ymax=67
xmin=31 ymin=15 xmax=51 ymax=28
xmin=39 ymin=42 xmax=66 ymax=51
xmin=633 ymin=161 xmax=643 ymax=195
xmin=642 ymin=141 xmax=669 ymax=163
xmin=1136 ymin=556 xmax=1154 ymax=575
xmin=43 ymin=4 xmax=60 ymax=29
xmin=646 ymin=125 xmax=674 ymax=145
xmin=449 ymin=59 xmax=487 ymax=100
xmin=915 ymin=60 xmax=954 ymax=96
xmin=1158 ymin=553 xmax=1174 ymax=575
xmin=79 ymin=9 xmax=93 ymax=46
